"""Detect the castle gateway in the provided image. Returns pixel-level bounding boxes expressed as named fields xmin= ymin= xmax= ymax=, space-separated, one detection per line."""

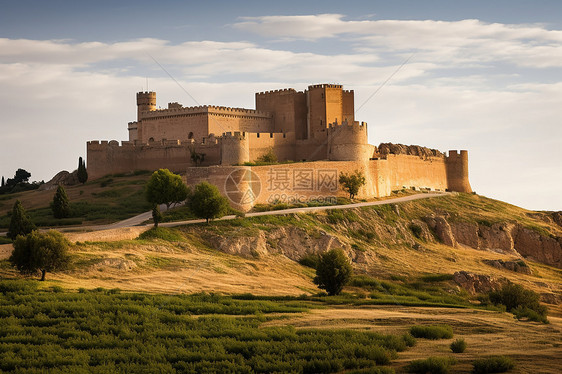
xmin=87 ymin=84 xmax=471 ymax=211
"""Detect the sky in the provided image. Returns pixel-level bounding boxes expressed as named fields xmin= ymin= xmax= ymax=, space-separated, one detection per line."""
xmin=0 ymin=0 xmax=561 ymax=211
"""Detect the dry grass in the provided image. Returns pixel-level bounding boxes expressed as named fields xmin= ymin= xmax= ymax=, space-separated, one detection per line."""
xmin=262 ymin=306 xmax=562 ymax=373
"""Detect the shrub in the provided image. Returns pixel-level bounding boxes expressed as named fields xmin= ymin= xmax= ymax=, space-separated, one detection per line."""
xmin=488 ymin=282 xmax=547 ymax=323
xmin=313 ymin=248 xmax=353 ymax=296
xmin=409 ymin=325 xmax=453 ymax=339
xmin=450 ymin=338 xmax=467 ymax=353
xmin=409 ymin=223 xmax=423 ymax=239
xmin=420 ymin=273 xmax=454 ymax=282
xmin=472 ymin=356 xmax=514 ymax=373
xmin=407 ymin=356 xmax=457 ymax=373
xmin=256 ymin=148 xmax=277 ymax=164
xmin=298 ymin=253 xmax=320 ymax=269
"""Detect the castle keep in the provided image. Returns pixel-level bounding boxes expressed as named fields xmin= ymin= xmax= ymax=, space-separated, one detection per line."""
xmin=87 ymin=84 xmax=471 ymax=210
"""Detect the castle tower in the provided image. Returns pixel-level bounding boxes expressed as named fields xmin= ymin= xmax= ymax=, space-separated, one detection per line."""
xmin=220 ymin=132 xmax=250 ymax=165
xmin=136 ymin=91 xmax=156 ymax=121
xmin=446 ymin=150 xmax=472 ymax=193
xmin=328 ymin=121 xmax=373 ymax=161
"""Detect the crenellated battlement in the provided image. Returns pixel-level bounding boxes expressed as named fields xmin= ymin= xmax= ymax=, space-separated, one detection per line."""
xmin=328 ymin=120 xmax=368 ymax=132
xmin=308 ymin=83 xmax=343 ymax=90
xmin=256 ymin=88 xmax=298 ymax=95
xmin=140 ymin=105 xmax=271 ymax=119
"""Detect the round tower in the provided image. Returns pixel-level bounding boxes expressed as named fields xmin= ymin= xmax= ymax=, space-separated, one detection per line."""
xmin=136 ymin=91 xmax=156 ymax=121
xmin=328 ymin=121 xmax=372 ymax=161
xmin=446 ymin=150 xmax=472 ymax=193
xmin=220 ymin=132 xmax=250 ymax=165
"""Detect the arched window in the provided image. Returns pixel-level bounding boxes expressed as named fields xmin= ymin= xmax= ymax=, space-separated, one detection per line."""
xmin=148 ymin=137 xmax=155 ymax=142
xmin=188 ymin=132 xmax=194 ymax=139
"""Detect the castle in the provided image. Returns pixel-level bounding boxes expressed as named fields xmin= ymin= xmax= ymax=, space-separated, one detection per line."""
xmin=87 ymin=84 xmax=471 ymax=211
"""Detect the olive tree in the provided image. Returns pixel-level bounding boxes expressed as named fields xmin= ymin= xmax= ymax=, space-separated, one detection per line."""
xmin=313 ymin=248 xmax=353 ymax=296
xmin=10 ymin=230 xmax=70 ymax=281
xmin=146 ymin=169 xmax=189 ymax=209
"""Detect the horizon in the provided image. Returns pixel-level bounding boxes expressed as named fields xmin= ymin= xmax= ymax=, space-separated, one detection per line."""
xmin=1 ymin=0 xmax=561 ymax=211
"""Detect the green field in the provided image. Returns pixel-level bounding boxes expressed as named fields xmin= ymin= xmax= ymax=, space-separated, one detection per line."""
xmin=0 ymin=280 xmax=413 ymax=373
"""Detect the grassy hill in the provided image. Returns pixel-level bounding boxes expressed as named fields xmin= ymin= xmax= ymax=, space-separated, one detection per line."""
xmin=0 ymin=172 xmax=152 ymax=228
xmin=1 ymin=186 xmax=561 ymax=372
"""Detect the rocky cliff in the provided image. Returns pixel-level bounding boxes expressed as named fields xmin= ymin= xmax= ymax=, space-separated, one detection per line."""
xmin=377 ymin=143 xmax=444 ymax=158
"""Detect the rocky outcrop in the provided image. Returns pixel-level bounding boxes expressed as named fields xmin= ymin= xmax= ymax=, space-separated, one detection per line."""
xmin=423 ymin=214 xmax=457 ymax=247
xmin=483 ymin=259 xmax=532 ymax=275
xmin=38 ymin=170 xmax=80 ymax=191
xmin=552 ymin=212 xmax=562 ymax=228
xmin=377 ymin=143 xmax=444 ymax=158
xmin=453 ymin=271 xmax=504 ymax=294
xmin=512 ymin=227 xmax=562 ymax=268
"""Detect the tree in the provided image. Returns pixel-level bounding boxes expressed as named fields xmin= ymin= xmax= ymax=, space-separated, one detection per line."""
xmin=146 ymin=169 xmax=189 ymax=209
xmin=9 ymin=230 xmax=70 ymax=281
xmin=339 ymin=170 xmax=366 ymax=199
xmin=77 ymin=157 xmax=88 ymax=184
xmin=313 ymin=248 xmax=352 ymax=296
xmin=7 ymin=200 xmax=36 ymax=240
xmin=1 ymin=176 xmax=4 ymax=187
xmin=152 ymin=205 xmax=162 ymax=228
xmin=189 ymin=147 xmax=206 ymax=166
xmin=187 ymin=181 xmax=229 ymax=223
xmin=52 ymin=185 xmax=71 ymax=218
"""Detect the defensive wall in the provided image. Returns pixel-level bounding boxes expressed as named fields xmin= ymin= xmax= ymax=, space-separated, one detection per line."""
xmin=183 ymin=151 xmax=470 ymax=212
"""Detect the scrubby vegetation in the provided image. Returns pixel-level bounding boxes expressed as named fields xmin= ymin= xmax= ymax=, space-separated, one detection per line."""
xmin=450 ymin=338 xmax=467 ymax=353
xmin=407 ymin=356 xmax=457 ymax=373
xmin=409 ymin=325 xmax=453 ymax=339
xmin=472 ymin=356 xmax=515 ymax=373
xmin=0 ymin=280 xmax=413 ymax=373
xmin=485 ymin=283 xmax=548 ymax=323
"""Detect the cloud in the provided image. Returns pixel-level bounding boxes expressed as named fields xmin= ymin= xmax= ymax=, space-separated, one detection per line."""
xmin=234 ymin=15 xmax=562 ymax=68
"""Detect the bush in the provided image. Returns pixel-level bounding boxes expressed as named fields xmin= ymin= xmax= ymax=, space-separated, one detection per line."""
xmin=298 ymin=253 xmax=320 ymax=269
xmin=472 ymin=356 xmax=514 ymax=373
xmin=407 ymin=356 xmax=457 ymax=373
xmin=450 ymin=338 xmax=467 ymax=353
xmin=488 ymin=282 xmax=547 ymax=323
xmin=409 ymin=325 xmax=453 ymax=339
xmin=420 ymin=273 xmax=454 ymax=282
xmin=313 ymin=249 xmax=353 ymax=296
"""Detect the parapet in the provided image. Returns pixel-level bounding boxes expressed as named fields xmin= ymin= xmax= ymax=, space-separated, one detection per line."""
xmin=256 ymin=88 xmax=298 ymax=95
xmin=308 ymin=83 xmax=343 ymax=90
xmin=140 ymin=105 xmax=271 ymax=119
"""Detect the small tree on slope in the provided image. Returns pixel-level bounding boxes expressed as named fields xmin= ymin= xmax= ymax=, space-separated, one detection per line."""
xmin=146 ymin=169 xmax=189 ymax=209
xmin=7 ymin=200 xmax=36 ymax=239
xmin=187 ymin=182 xmax=229 ymax=223
xmin=52 ymin=185 xmax=71 ymax=219
xmin=77 ymin=157 xmax=88 ymax=184
xmin=10 ymin=230 xmax=70 ymax=281
xmin=313 ymin=248 xmax=353 ymax=296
